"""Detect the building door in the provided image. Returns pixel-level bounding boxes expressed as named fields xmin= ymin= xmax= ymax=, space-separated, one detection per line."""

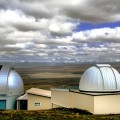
xmin=0 ymin=100 xmax=6 ymax=110
xmin=20 ymin=100 xmax=27 ymax=110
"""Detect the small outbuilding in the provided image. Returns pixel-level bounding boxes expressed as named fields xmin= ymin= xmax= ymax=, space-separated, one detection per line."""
xmin=51 ymin=64 xmax=120 ymax=114
xmin=17 ymin=94 xmax=28 ymax=110
xmin=17 ymin=88 xmax=52 ymax=110
xmin=0 ymin=65 xmax=24 ymax=110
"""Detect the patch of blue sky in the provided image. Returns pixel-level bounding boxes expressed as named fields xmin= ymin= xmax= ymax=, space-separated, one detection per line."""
xmin=75 ymin=21 xmax=120 ymax=31
xmin=87 ymin=42 xmax=105 ymax=47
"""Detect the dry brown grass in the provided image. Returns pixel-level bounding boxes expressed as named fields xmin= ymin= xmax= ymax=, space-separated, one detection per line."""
xmin=29 ymin=72 xmax=80 ymax=79
xmin=0 ymin=108 xmax=120 ymax=120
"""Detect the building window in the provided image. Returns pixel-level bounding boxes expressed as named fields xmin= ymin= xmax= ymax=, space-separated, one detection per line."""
xmin=35 ymin=102 xmax=40 ymax=106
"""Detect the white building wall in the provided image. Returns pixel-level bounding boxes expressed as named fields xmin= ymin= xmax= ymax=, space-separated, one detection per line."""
xmin=51 ymin=90 xmax=71 ymax=108
xmin=70 ymin=92 xmax=94 ymax=113
xmin=51 ymin=89 xmax=94 ymax=113
xmin=94 ymin=94 xmax=120 ymax=114
xmin=7 ymin=95 xmax=19 ymax=109
xmin=0 ymin=95 xmax=19 ymax=109
xmin=28 ymin=94 xmax=52 ymax=110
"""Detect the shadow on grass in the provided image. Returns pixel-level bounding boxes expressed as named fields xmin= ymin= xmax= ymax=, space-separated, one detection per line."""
xmin=52 ymin=108 xmax=92 ymax=115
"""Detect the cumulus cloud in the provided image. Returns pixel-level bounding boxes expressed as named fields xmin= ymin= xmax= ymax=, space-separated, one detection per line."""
xmin=1 ymin=0 xmax=120 ymax=22
xmin=61 ymin=0 xmax=120 ymax=22
xmin=0 ymin=0 xmax=120 ymax=63
xmin=73 ymin=27 xmax=120 ymax=42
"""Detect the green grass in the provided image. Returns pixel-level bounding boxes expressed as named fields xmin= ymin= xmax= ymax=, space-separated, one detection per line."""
xmin=0 ymin=108 xmax=120 ymax=120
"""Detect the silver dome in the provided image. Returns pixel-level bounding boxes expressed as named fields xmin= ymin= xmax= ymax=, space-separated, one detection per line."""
xmin=0 ymin=65 xmax=24 ymax=95
xmin=79 ymin=64 xmax=120 ymax=92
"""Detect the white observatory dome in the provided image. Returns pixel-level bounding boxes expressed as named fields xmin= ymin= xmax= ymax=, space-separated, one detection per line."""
xmin=79 ymin=64 xmax=120 ymax=92
xmin=0 ymin=65 xmax=24 ymax=95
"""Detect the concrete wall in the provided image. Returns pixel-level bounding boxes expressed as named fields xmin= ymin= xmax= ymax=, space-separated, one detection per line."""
xmin=28 ymin=94 xmax=52 ymax=110
xmin=51 ymin=90 xmax=94 ymax=113
xmin=51 ymin=90 xmax=71 ymax=108
xmin=52 ymin=90 xmax=120 ymax=114
xmin=70 ymin=92 xmax=94 ymax=113
xmin=94 ymin=94 xmax=120 ymax=114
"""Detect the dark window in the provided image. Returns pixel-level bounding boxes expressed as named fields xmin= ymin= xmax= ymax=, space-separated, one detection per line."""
xmin=0 ymin=65 xmax=2 ymax=71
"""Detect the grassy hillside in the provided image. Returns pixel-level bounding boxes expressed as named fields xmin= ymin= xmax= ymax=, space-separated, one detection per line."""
xmin=0 ymin=108 xmax=120 ymax=120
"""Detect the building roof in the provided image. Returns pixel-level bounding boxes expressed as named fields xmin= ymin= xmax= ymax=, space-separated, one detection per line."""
xmin=51 ymin=88 xmax=69 ymax=92
xmin=26 ymin=88 xmax=51 ymax=97
xmin=79 ymin=64 xmax=120 ymax=92
xmin=0 ymin=65 xmax=24 ymax=95
xmin=17 ymin=93 xmax=28 ymax=100
xmin=70 ymin=89 xmax=120 ymax=96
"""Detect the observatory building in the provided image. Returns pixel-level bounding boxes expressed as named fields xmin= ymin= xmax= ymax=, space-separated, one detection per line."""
xmin=17 ymin=88 xmax=52 ymax=110
xmin=51 ymin=64 xmax=120 ymax=114
xmin=79 ymin=64 xmax=120 ymax=92
xmin=0 ymin=65 xmax=24 ymax=110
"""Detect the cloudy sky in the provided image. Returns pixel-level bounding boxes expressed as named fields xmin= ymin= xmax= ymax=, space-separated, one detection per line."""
xmin=0 ymin=0 xmax=120 ymax=63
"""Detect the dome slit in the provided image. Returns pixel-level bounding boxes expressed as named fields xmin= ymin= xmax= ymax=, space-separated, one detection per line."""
xmin=110 ymin=67 xmax=117 ymax=89
xmin=96 ymin=66 xmax=105 ymax=90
